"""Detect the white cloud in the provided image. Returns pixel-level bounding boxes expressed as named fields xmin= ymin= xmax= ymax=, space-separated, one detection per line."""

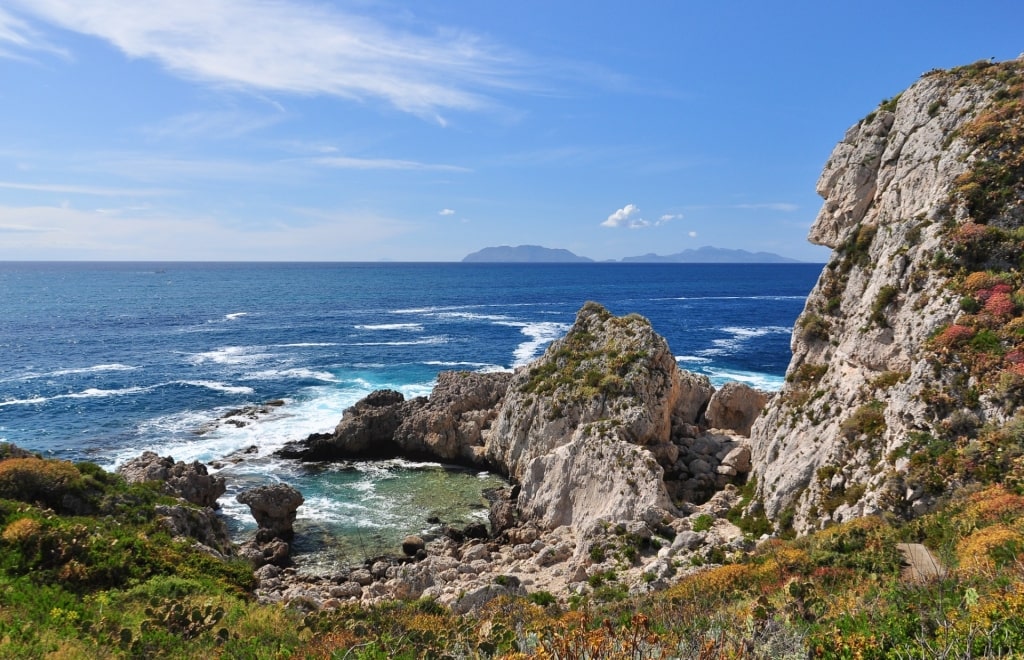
xmin=601 ymin=203 xmax=640 ymax=228
xmin=0 ymin=7 xmax=67 ymax=60
xmin=311 ymin=156 xmax=469 ymax=172
xmin=10 ymin=0 xmax=527 ymax=120
xmin=688 ymin=231 xmax=698 ymax=238
xmin=0 ymin=180 xmax=171 ymax=196
xmin=439 ymin=208 xmax=455 ymax=216
xmin=602 ymin=203 xmax=662 ymax=229
xmin=658 ymin=213 xmax=682 ymax=226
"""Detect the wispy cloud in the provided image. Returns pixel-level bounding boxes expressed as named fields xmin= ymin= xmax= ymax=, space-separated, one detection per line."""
xmin=0 ymin=7 xmax=67 ymax=61
xmin=143 ymin=109 xmax=285 ymax=141
xmin=658 ymin=213 xmax=681 ymax=224
xmin=734 ymin=202 xmax=800 ymax=212
xmin=10 ymin=0 xmax=530 ymax=121
xmin=439 ymin=208 xmax=456 ymax=216
xmin=0 ymin=180 xmax=171 ymax=196
xmin=311 ymin=156 xmax=469 ymax=172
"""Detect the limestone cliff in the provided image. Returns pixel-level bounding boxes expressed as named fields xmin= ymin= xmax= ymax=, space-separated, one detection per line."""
xmin=486 ymin=301 xmax=712 ymax=532
xmin=750 ymin=58 xmax=1024 ymax=533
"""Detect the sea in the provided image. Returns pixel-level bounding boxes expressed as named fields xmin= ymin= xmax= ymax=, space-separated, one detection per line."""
xmin=0 ymin=261 xmax=820 ymax=568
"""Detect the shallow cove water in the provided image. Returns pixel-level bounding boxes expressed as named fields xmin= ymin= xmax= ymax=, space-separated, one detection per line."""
xmin=0 ymin=262 xmax=820 ymax=564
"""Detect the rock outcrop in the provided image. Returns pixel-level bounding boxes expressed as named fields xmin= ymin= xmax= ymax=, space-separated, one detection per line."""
xmin=750 ymin=57 xmax=1024 ymax=534
xmin=704 ymin=382 xmax=768 ymax=436
xmin=117 ymin=451 xmax=226 ymax=508
xmin=237 ymin=483 xmax=304 ymax=541
xmin=280 ymin=372 xmax=510 ymax=465
xmin=485 ymin=302 xmax=713 ymax=532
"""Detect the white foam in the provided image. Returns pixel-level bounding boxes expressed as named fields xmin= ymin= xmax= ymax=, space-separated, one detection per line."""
xmin=108 ymin=384 xmax=369 ymax=469
xmin=180 ymin=381 xmax=256 ymax=395
xmin=0 ymin=385 xmax=153 ymax=408
xmin=185 ymin=346 xmax=274 ymax=366
xmin=225 ymin=312 xmax=248 ymax=321
xmin=676 ymin=355 xmax=712 ymax=364
xmin=495 ymin=321 xmax=570 ymax=366
xmin=243 ymin=368 xmax=338 ymax=382
xmin=699 ymin=325 xmax=791 ymax=356
xmin=275 ymin=342 xmax=339 ymax=348
xmin=354 ymin=323 xmax=424 ymax=332
xmin=0 ymin=363 xmax=139 ymax=383
xmin=435 ymin=311 xmax=512 ymax=322
xmin=348 ymin=336 xmax=449 ymax=347
xmin=703 ymin=367 xmax=785 ymax=392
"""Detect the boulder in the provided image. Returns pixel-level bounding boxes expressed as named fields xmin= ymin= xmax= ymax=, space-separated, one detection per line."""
xmin=118 ymin=451 xmax=226 ymax=508
xmin=704 ymin=383 xmax=768 ymax=436
xmin=401 ymin=535 xmax=425 ymax=557
xmin=236 ymin=483 xmax=304 ymax=540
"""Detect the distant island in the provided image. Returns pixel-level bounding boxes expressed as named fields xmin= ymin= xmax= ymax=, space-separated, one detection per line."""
xmin=461 ymin=244 xmax=800 ymax=263
xmin=620 ymin=246 xmax=800 ymax=264
xmin=462 ymin=245 xmax=594 ymax=263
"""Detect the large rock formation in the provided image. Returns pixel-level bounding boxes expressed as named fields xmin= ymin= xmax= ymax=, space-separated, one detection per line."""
xmin=487 ymin=302 xmax=713 ymax=532
xmin=750 ymin=57 xmax=1024 ymax=534
xmin=118 ymin=451 xmax=226 ymax=508
xmin=280 ymin=372 xmax=510 ymax=465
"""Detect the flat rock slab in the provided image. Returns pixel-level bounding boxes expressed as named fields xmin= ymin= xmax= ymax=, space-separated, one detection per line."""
xmin=896 ymin=543 xmax=946 ymax=582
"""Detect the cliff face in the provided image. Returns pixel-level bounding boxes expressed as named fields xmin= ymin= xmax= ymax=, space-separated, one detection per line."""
xmin=750 ymin=58 xmax=1024 ymax=533
xmin=487 ymin=301 xmax=712 ymax=531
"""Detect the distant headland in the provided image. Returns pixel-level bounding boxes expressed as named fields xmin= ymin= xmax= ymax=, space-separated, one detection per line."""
xmin=462 ymin=244 xmax=802 ymax=263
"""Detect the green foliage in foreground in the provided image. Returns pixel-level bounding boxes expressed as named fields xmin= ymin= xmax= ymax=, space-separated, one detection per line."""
xmin=1 ymin=449 xmax=1024 ymax=658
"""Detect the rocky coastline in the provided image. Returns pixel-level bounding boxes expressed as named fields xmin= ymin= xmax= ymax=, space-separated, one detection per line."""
xmin=114 ymin=301 xmax=772 ymax=613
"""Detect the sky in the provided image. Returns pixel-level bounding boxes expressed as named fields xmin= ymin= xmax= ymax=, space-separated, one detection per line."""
xmin=0 ymin=2 xmax=1022 ymax=262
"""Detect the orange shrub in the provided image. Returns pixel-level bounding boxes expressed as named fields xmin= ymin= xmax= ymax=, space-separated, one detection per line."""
xmin=0 ymin=457 xmax=82 ymax=509
xmin=956 ymin=524 xmax=1024 ymax=575
xmin=1 ymin=517 xmax=42 ymax=545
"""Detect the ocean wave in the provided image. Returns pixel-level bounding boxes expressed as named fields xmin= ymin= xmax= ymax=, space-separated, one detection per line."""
xmin=185 ymin=345 xmax=275 ymax=366
xmin=0 ymin=363 xmax=139 ymax=383
xmin=698 ymin=325 xmax=792 ymax=356
xmin=354 ymin=323 xmax=424 ymax=332
xmin=0 ymin=385 xmax=152 ymax=408
xmin=274 ymin=342 xmax=339 ymax=348
xmin=435 ymin=311 xmax=512 ymax=322
xmin=702 ymin=367 xmax=785 ymax=392
xmin=242 ymin=368 xmax=339 ymax=383
xmin=224 ymin=312 xmax=248 ymax=321
xmin=495 ymin=321 xmax=570 ymax=366
xmin=179 ymin=380 xmax=256 ymax=395
xmin=676 ymin=355 xmax=712 ymax=364
xmin=347 ymin=336 xmax=449 ymax=347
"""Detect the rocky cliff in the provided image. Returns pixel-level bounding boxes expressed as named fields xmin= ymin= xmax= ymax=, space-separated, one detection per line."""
xmin=750 ymin=57 xmax=1024 ymax=534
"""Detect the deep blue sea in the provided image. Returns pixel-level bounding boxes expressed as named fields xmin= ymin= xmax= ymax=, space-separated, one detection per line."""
xmin=0 ymin=262 xmax=820 ymax=565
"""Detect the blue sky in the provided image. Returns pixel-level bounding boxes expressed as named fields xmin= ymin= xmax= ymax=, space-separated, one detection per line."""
xmin=0 ymin=1 xmax=1021 ymax=262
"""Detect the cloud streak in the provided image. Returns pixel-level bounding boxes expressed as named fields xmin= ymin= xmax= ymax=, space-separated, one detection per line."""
xmin=311 ymin=156 xmax=469 ymax=172
xmin=0 ymin=181 xmax=171 ymax=196
xmin=0 ymin=7 xmax=66 ymax=60
xmin=10 ymin=0 xmax=528 ymax=121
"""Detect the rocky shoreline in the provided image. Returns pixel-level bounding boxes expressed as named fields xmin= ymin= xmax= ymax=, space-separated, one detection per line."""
xmin=118 ymin=301 xmax=771 ymax=613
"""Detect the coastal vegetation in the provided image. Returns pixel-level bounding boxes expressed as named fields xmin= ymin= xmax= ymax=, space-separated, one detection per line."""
xmin=1 ymin=448 xmax=1024 ymax=657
